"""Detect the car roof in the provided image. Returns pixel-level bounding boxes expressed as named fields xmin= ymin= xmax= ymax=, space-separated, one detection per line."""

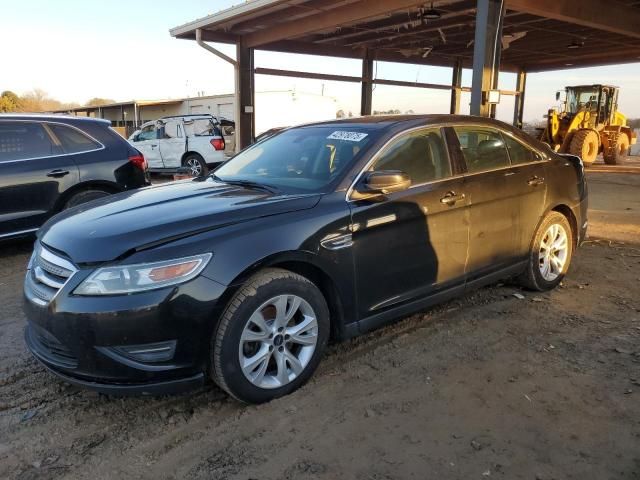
xmin=0 ymin=113 xmax=111 ymax=125
xmin=287 ymin=114 xmax=549 ymax=152
xmin=295 ymin=114 xmax=519 ymax=131
xmin=160 ymin=114 xmax=216 ymax=120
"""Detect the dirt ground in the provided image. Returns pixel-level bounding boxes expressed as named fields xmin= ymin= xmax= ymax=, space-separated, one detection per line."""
xmin=1 ymin=167 xmax=639 ymax=480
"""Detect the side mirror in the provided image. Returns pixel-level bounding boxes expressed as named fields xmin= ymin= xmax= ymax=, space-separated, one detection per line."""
xmin=353 ymin=170 xmax=411 ymax=199
xmin=555 ymin=91 xmax=561 ymax=101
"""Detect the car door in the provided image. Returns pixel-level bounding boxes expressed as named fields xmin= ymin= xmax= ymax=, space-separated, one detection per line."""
xmin=501 ymin=132 xmax=547 ymax=257
xmin=131 ymin=123 xmax=163 ymax=169
xmin=158 ymin=119 xmax=185 ymax=169
xmin=450 ymin=126 xmax=519 ymax=280
xmin=349 ymin=127 xmax=469 ymax=319
xmin=0 ymin=120 xmax=79 ymax=237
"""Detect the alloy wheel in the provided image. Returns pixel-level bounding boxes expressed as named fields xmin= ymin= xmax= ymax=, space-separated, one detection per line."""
xmin=186 ymin=158 xmax=202 ymax=177
xmin=238 ymin=295 xmax=318 ymax=389
xmin=539 ymin=223 xmax=569 ymax=281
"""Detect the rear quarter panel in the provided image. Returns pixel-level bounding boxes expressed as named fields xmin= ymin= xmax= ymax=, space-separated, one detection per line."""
xmin=542 ymin=153 xmax=587 ymax=236
xmin=187 ymin=136 xmax=225 ymax=165
xmin=70 ymin=123 xmax=148 ymax=190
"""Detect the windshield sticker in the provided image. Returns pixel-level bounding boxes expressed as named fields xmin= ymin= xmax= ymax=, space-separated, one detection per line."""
xmin=327 ymin=131 xmax=368 ymax=142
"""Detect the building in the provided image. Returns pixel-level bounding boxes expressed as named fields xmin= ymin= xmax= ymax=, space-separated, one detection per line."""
xmin=170 ymin=0 xmax=640 ymax=150
xmin=55 ymin=90 xmax=337 ymax=137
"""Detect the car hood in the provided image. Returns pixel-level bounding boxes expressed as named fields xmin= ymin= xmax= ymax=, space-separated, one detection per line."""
xmin=40 ymin=179 xmax=322 ymax=264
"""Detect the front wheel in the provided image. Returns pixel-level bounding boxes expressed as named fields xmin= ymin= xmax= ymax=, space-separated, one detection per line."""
xmin=518 ymin=211 xmax=574 ymax=291
xmin=569 ymin=129 xmax=599 ymax=165
xmin=211 ymin=269 xmax=330 ymax=404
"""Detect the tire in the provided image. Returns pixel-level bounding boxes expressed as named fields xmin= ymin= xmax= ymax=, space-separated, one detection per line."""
xmin=517 ymin=211 xmax=574 ymax=291
xmin=183 ymin=154 xmax=208 ymax=177
xmin=211 ymin=268 xmax=330 ymax=404
xmin=63 ymin=189 xmax=111 ymax=210
xmin=603 ymin=133 xmax=629 ymax=165
xmin=569 ymin=129 xmax=600 ymax=165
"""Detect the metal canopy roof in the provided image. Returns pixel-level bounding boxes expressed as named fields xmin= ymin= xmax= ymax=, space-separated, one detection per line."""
xmin=171 ymin=0 xmax=640 ymax=72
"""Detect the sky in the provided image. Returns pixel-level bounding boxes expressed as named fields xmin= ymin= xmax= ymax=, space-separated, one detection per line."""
xmin=3 ymin=0 xmax=640 ymax=123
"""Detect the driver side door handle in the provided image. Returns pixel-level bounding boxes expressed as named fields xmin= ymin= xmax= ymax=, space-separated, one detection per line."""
xmin=527 ymin=175 xmax=545 ymax=186
xmin=46 ymin=169 xmax=70 ymax=178
xmin=440 ymin=191 xmax=466 ymax=205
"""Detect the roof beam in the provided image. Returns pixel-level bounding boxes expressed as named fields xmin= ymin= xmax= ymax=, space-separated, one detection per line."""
xmin=314 ymin=0 xmax=477 ymax=45
xmin=243 ymin=0 xmax=427 ymax=48
xmin=506 ymin=0 xmax=640 ymax=39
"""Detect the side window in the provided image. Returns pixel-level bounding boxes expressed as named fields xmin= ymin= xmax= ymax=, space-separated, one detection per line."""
xmin=137 ymin=124 xmax=157 ymax=141
xmin=49 ymin=124 xmax=101 ymax=154
xmin=372 ymin=128 xmax=451 ymax=184
xmin=161 ymin=120 xmax=182 ymax=139
xmin=503 ymin=134 xmax=538 ymax=165
xmin=453 ymin=127 xmax=510 ymax=173
xmin=0 ymin=121 xmax=56 ymax=162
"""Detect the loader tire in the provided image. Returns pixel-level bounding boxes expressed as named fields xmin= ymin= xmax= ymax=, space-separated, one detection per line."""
xmin=569 ymin=129 xmax=599 ymax=165
xmin=603 ymin=133 xmax=629 ymax=165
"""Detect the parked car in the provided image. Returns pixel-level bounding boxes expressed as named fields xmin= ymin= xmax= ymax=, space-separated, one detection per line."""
xmin=23 ymin=115 xmax=587 ymax=403
xmin=129 ymin=115 xmax=231 ymax=177
xmin=0 ymin=114 xmax=149 ymax=241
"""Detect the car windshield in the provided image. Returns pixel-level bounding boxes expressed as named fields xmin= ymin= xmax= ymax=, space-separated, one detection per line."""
xmin=214 ymin=126 xmax=376 ymax=193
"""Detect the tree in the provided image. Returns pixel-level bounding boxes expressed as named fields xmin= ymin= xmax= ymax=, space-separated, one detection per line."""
xmin=336 ymin=109 xmax=345 ymax=119
xmin=19 ymin=89 xmax=79 ymax=112
xmin=85 ymin=97 xmax=115 ymax=107
xmin=0 ymin=91 xmax=21 ymax=112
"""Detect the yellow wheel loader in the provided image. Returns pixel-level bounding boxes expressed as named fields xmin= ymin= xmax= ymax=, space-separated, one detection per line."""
xmin=538 ymin=85 xmax=636 ymax=165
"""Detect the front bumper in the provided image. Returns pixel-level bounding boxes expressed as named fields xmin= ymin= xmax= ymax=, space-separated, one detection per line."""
xmin=23 ymin=263 xmax=227 ymax=395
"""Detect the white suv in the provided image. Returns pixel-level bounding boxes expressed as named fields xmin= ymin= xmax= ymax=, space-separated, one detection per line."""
xmin=129 ymin=115 xmax=233 ymax=176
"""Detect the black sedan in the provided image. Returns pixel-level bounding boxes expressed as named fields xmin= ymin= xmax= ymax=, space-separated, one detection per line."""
xmin=23 ymin=115 xmax=588 ymax=403
xmin=0 ymin=114 xmax=150 ymax=240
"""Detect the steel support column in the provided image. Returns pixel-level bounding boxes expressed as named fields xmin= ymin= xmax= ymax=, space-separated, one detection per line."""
xmin=470 ymin=0 xmax=505 ymax=117
xmin=513 ymin=69 xmax=527 ymax=128
xmin=360 ymin=52 xmax=373 ymax=116
xmin=450 ymin=60 xmax=463 ymax=114
xmin=237 ymin=41 xmax=255 ymax=149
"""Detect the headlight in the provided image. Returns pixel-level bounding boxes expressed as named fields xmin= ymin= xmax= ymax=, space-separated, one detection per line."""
xmin=74 ymin=253 xmax=212 ymax=296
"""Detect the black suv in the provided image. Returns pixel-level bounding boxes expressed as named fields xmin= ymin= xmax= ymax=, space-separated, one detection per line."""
xmin=23 ymin=115 xmax=587 ymax=403
xmin=0 ymin=115 xmax=150 ymax=240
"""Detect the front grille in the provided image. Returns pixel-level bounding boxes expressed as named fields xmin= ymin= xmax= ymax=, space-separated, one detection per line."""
xmin=27 ymin=325 xmax=78 ymax=369
xmin=25 ymin=244 xmax=77 ymax=305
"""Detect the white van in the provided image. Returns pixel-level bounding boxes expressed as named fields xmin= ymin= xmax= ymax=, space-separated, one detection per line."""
xmin=129 ymin=115 xmax=234 ymax=176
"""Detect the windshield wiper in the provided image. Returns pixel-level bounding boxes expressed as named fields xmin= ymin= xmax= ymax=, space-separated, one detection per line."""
xmin=211 ymin=175 xmax=280 ymax=194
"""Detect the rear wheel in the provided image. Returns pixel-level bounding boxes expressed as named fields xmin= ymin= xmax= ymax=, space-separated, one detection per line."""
xmin=183 ymin=154 xmax=208 ymax=177
xmin=211 ymin=268 xmax=330 ymax=404
xmin=63 ymin=189 xmax=111 ymax=210
xmin=517 ymin=211 xmax=573 ymax=291
xmin=603 ymin=133 xmax=629 ymax=165
xmin=569 ymin=129 xmax=600 ymax=165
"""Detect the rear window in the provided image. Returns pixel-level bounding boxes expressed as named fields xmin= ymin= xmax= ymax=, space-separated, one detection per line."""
xmin=0 ymin=121 xmax=56 ymax=162
xmin=49 ymin=124 xmax=101 ymax=154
